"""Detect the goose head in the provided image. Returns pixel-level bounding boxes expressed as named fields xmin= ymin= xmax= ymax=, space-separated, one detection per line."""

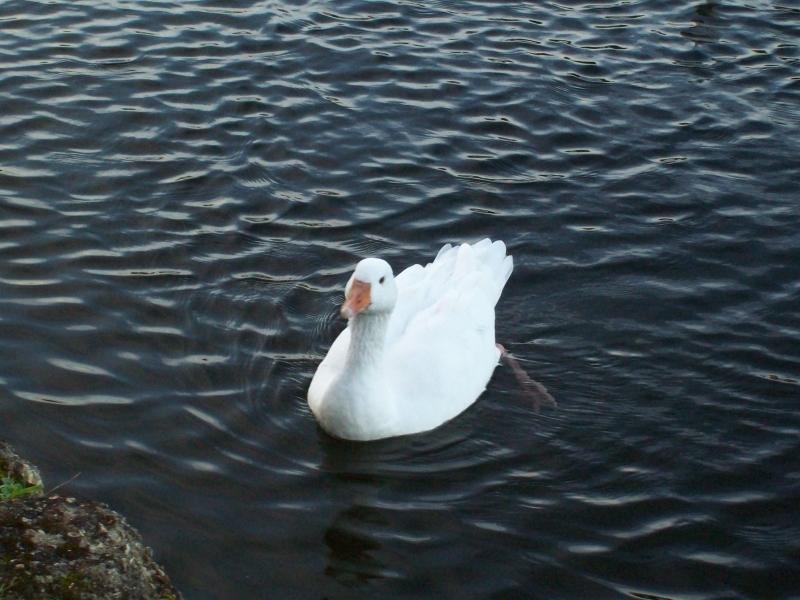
xmin=341 ymin=258 xmax=397 ymax=319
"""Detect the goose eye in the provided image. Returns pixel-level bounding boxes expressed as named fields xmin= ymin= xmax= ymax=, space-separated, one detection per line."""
xmin=379 ymin=277 xmax=385 ymax=284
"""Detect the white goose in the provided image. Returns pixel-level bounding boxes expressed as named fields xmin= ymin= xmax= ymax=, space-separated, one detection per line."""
xmin=308 ymin=239 xmax=513 ymax=441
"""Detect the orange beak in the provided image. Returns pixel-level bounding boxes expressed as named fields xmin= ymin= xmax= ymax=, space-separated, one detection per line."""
xmin=341 ymin=280 xmax=371 ymax=319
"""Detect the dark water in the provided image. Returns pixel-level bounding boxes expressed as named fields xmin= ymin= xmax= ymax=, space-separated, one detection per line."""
xmin=1 ymin=0 xmax=799 ymax=598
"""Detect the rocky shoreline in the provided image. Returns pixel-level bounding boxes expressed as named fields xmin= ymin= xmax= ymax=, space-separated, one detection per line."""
xmin=0 ymin=441 xmax=183 ymax=600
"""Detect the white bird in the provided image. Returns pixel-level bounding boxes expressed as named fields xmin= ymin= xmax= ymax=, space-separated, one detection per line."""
xmin=308 ymin=239 xmax=514 ymax=441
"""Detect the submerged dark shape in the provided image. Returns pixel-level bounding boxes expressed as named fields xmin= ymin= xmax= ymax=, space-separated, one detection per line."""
xmin=680 ymin=2 xmax=725 ymax=45
xmin=0 ymin=441 xmax=183 ymax=600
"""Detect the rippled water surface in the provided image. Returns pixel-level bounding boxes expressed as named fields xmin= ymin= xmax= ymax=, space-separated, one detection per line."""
xmin=1 ymin=0 xmax=799 ymax=598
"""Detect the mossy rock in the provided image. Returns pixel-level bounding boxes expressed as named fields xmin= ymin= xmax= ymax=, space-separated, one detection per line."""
xmin=1 ymin=441 xmax=183 ymax=600
xmin=0 ymin=440 xmax=43 ymax=492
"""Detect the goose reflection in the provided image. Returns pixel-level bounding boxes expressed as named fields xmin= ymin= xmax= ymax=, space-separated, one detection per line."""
xmin=323 ymin=504 xmax=391 ymax=588
xmin=316 ymin=421 xmax=474 ymax=589
xmin=318 ymin=433 xmax=406 ymax=589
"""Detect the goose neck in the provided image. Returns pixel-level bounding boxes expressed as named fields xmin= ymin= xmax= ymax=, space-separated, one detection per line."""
xmin=347 ymin=311 xmax=390 ymax=368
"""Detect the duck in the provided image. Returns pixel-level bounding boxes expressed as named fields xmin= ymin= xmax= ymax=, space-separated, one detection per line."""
xmin=308 ymin=238 xmax=514 ymax=441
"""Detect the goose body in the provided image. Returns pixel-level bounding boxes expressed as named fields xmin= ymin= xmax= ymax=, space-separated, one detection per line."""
xmin=308 ymin=239 xmax=513 ymax=441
